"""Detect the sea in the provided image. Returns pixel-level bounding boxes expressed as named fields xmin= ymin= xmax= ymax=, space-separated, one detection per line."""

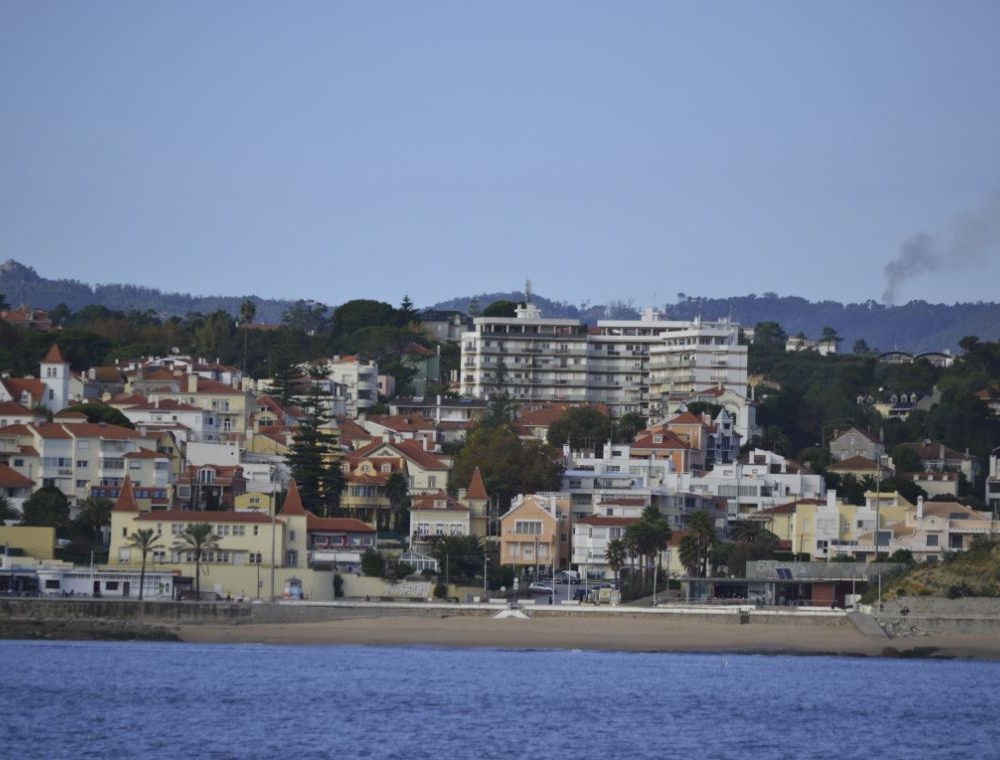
xmin=3 ymin=640 xmax=999 ymax=759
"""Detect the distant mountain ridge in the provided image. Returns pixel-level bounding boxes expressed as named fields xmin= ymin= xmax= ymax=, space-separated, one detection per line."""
xmin=0 ymin=259 xmax=293 ymax=324
xmin=2 ymin=260 xmax=997 ymax=351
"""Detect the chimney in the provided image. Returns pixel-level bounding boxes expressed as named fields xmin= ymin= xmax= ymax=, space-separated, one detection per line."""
xmin=939 ymin=444 xmax=945 ymax=460
xmin=187 ymin=374 xmax=198 ymax=393
xmin=917 ymin=495 xmax=924 ymax=520
xmin=826 ymin=489 xmax=837 ymax=510
xmin=155 ymin=398 xmax=159 ymax=409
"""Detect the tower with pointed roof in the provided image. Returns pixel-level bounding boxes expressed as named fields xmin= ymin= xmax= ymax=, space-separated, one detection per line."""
xmin=40 ymin=344 xmax=70 ymax=413
xmin=466 ymin=466 xmax=490 ymax=537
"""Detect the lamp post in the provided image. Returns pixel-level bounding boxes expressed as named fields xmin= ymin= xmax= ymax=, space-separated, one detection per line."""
xmin=483 ymin=552 xmax=489 ymax=601
xmin=270 ymin=491 xmax=277 ymax=602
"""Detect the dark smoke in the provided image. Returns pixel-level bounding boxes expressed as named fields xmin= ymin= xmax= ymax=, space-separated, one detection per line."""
xmin=882 ymin=192 xmax=1000 ymax=305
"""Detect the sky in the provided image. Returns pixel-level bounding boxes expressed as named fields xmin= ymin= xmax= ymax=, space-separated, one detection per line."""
xmin=2 ymin=2 xmax=1000 ymax=310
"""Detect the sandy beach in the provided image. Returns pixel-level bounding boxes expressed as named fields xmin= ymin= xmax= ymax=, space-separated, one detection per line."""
xmin=174 ymin=612 xmax=1000 ymax=660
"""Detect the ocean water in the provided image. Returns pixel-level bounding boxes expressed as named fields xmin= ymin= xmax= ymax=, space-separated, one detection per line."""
xmin=3 ymin=640 xmax=999 ymax=759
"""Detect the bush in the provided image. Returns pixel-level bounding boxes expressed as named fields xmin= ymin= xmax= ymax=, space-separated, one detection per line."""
xmin=433 ymin=582 xmax=447 ymax=599
xmin=389 ymin=561 xmax=415 ymax=582
xmin=361 ymin=549 xmax=385 ymax=577
xmin=333 ymin=573 xmax=344 ymax=598
xmin=946 ymin=582 xmax=975 ymax=599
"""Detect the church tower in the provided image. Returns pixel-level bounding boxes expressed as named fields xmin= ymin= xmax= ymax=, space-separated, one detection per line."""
xmin=40 ymin=344 xmax=70 ymax=412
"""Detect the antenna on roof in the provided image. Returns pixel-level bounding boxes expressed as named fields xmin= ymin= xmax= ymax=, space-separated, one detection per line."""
xmin=525 ymin=279 xmax=532 ymax=304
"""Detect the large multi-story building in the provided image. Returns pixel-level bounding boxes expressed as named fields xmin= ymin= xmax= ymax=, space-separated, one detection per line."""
xmin=460 ymin=303 xmax=747 ymax=418
xmin=461 ymin=302 xmax=590 ymax=406
xmin=646 ymin=316 xmax=747 ymax=416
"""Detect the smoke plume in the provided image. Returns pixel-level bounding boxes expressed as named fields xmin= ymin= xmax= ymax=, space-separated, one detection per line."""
xmin=882 ymin=191 xmax=1000 ymax=305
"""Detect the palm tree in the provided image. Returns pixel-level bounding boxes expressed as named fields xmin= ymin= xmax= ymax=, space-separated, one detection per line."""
xmin=605 ymin=538 xmax=626 ymax=588
xmin=75 ymin=496 xmax=112 ymax=546
xmin=172 ymin=523 xmax=221 ymax=601
xmin=0 ymin=494 xmax=19 ymax=524
xmin=126 ymin=528 xmax=163 ymax=601
xmin=681 ymin=510 xmax=717 ymax=577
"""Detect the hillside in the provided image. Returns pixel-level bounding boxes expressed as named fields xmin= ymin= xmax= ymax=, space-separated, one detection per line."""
xmin=876 ymin=540 xmax=1000 ymax=601
xmin=0 ymin=260 xmax=293 ymax=324
xmin=3 ymin=260 xmax=999 ymax=351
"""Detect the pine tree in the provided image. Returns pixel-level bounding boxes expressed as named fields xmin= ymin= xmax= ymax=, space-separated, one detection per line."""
xmin=286 ymin=362 xmax=343 ymax=516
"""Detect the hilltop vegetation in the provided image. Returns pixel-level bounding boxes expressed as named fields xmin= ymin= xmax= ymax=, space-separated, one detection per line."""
xmin=875 ymin=539 xmax=1000 ymax=601
xmin=3 ymin=260 xmax=1000 ymax=351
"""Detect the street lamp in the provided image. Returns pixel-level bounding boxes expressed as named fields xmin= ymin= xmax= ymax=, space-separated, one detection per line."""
xmin=270 ymin=491 xmax=277 ymax=602
xmin=483 ymin=552 xmax=489 ymax=601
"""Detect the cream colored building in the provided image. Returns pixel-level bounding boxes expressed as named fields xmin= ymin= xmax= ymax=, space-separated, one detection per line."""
xmin=499 ymin=493 xmax=570 ymax=576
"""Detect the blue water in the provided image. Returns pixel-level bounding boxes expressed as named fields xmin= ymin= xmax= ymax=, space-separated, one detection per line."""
xmin=3 ymin=640 xmax=999 ymax=759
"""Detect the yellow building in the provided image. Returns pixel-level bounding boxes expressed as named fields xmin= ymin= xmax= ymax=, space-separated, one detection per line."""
xmin=748 ymin=490 xmax=911 ymax=560
xmin=0 ymin=525 xmax=55 ymax=560
xmin=109 ymin=477 xmax=374 ymax=600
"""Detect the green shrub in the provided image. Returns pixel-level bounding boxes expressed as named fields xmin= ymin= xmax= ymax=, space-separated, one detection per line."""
xmin=333 ymin=573 xmax=344 ymax=598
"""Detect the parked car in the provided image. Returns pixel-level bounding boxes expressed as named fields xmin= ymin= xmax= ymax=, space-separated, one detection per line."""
xmin=528 ymin=582 xmax=553 ymax=594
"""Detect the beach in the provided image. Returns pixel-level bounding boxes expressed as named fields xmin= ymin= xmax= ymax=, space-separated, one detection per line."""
xmin=174 ymin=611 xmax=1000 ymax=660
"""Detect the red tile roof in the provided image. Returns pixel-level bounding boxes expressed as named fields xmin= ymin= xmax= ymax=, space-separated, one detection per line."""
xmin=669 ymin=412 xmax=705 ymax=426
xmin=0 ymin=464 xmax=33 ymax=488
xmin=411 ymin=491 xmax=470 ymax=512
xmin=306 ymin=515 xmax=375 ymax=533
xmin=113 ymin=477 xmax=140 ymax=512
xmin=0 ymin=401 xmax=35 ymax=417
xmin=42 ymin=344 xmax=66 ymax=364
xmin=467 ymin=466 xmax=488 ymax=500
xmin=280 ymin=480 xmax=307 ymax=516
xmin=827 ymin=455 xmax=882 ymax=472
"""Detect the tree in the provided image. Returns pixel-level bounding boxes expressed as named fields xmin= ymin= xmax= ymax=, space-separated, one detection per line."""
xmin=820 ymin=326 xmax=843 ymax=346
xmin=890 ymin=444 xmax=923 ymax=474
xmin=605 ymin=538 xmax=626 ymax=587
xmin=483 ymin=358 xmax=518 ymax=424
xmin=0 ymin=494 xmax=19 ymax=524
xmin=361 ymin=548 xmax=385 ymax=577
xmin=126 ymin=528 xmax=163 ymax=600
xmin=385 ymin=472 xmax=411 ymax=533
xmin=614 ymin=412 xmax=647 ymax=443
xmin=282 ymin=299 xmax=329 ymax=334
xmin=239 ymin=298 xmax=257 ymax=326
xmin=546 ymin=406 xmax=612 ymax=455
xmin=286 ymin=363 xmax=342 ymax=516
xmin=172 ymin=523 xmax=221 ymax=601
xmin=397 ymin=295 xmax=419 ymax=326
xmin=266 ymin=358 xmax=306 ymax=407
xmin=67 ymin=403 xmax=134 ymax=429
xmin=753 ymin=321 xmax=787 ymax=349
xmin=852 ymin=339 xmax=872 ymax=355
xmin=330 ymin=299 xmax=393 ymax=336
xmin=21 ymin=487 xmax=70 ymax=529
xmin=450 ymin=423 xmax=562 ymax=511
xmin=75 ymin=496 xmax=112 ymax=546
xmin=623 ymin=506 xmax=671 ymax=594
xmin=481 ymin=299 xmax=519 ymax=318
xmin=679 ymin=510 xmax=716 ymax=577
xmin=429 ymin=535 xmax=483 ymax=580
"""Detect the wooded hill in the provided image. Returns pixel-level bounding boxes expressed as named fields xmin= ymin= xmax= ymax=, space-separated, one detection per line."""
xmin=3 ymin=259 xmax=999 ymax=351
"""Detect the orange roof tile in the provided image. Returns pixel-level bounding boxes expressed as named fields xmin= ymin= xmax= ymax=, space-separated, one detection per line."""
xmin=306 ymin=515 xmax=375 ymax=533
xmin=0 ymin=464 xmax=33 ymax=488
xmin=467 ymin=466 xmax=488 ymax=500
xmin=113 ymin=476 xmax=139 ymax=512
xmin=42 ymin=344 xmax=66 ymax=364
xmin=136 ymin=510 xmax=275 ymax=524
xmin=280 ymin=480 xmax=307 ymax=516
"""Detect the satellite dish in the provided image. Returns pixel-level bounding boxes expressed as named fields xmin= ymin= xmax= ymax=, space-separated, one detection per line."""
xmin=171 ymin=346 xmax=180 ymax=354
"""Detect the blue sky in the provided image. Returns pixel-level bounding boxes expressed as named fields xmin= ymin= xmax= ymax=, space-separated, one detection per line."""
xmin=2 ymin=2 xmax=999 ymax=309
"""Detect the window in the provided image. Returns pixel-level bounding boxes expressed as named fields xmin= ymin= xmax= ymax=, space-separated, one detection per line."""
xmin=926 ymin=534 xmax=939 ymax=547
xmin=285 ymin=550 xmax=297 ymax=567
xmin=289 ymin=530 xmax=296 ymax=541
xmin=76 ymin=460 xmax=88 ymax=468
xmin=198 ymin=469 xmax=215 ymax=484
xmin=253 ymin=526 xmax=259 ymax=536
xmin=428 ymin=476 xmax=437 ymax=488
xmin=514 ymin=520 xmax=542 ymax=535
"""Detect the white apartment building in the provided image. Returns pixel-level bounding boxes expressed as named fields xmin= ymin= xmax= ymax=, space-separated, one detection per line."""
xmin=322 ymin=356 xmax=378 ymax=418
xmin=661 ymin=449 xmax=825 ymax=518
xmin=647 ymin=317 xmax=747 ymax=417
xmin=460 ymin=302 xmax=589 ymax=405
xmin=460 ymin=303 xmax=748 ymax=418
